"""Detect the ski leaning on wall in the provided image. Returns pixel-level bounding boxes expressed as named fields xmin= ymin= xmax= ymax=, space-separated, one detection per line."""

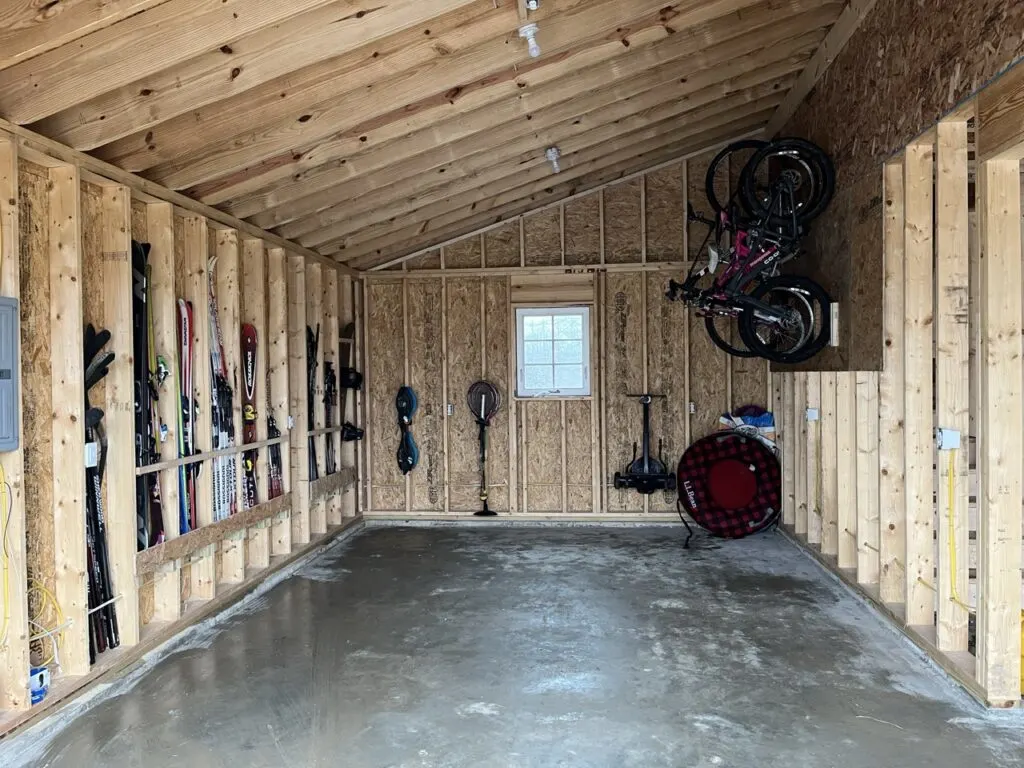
xmin=307 ymin=323 xmax=320 ymax=482
xmin=208 ymin=256 xmax=237 ymax=521
xmin=131 ymin=240 xmax=166 ymax=551
xmin=324 ymin=359 xmax=337 ymax=476
xmin=177 ymin=298 xmax=198 ymax=534
xmin=83 ymin=324 xmax=120 ymax=662
xmin=241 ymin=323 xmax=259 ymax=508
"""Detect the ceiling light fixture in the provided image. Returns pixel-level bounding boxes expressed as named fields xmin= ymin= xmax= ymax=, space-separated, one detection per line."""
xmin=545 ymin=146 xmax=561 ymax=173
xmin=519 ymin=23 xmax=541 ymax=58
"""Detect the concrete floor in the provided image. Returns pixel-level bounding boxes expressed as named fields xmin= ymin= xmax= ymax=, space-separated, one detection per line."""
xmin=3 ymin=526 xmax=1024 ymax=768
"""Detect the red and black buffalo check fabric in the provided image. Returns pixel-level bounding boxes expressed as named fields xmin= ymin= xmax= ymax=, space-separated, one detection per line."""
xmin=676 ymin=431 xmax=781 ymax=539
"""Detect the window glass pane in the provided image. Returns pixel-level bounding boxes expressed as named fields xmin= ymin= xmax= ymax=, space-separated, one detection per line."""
xmin=553 ymin=314 xmax=583 ymax=340
xmin=523 ymin=340 xmax=552 ymax=364
xmin=524 ymin=365 xmax=553 ymax=391
xmin=554 ymin=364 xmax=583 ymax=390
xmin=553 ymin=340 xmax=582 ymax=364
xmin=523 ymin=315 xmax=552 ymax=340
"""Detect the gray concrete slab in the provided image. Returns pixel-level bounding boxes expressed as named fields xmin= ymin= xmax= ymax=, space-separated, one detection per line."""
xmin=3 ymin=526 xmax=1024 ymax=768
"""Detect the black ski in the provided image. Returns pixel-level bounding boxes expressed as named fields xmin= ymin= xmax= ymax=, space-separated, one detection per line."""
xmin=306 ymin=324 xmax=320 ymax=482
xmin=84 ymin=324 xmax=120 ymax=661
xmin=324 ymin=359 xmax=337 ymax=475
xmin=241 ymin=323 xmax=259 ymax=508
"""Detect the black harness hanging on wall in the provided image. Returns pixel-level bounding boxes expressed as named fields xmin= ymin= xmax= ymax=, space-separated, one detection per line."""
xmin=467 ymin=380 xmax=501 ymax=516
xmin=396 ymin=386 xmax=419 ymax=475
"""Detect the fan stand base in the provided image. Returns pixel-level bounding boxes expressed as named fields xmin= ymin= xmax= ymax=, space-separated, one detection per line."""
xmin=474 ymin=500 xmax=497 ymax=517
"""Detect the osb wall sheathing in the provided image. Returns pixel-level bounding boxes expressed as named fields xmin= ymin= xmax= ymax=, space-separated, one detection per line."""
xmin=364 ymin=150 xmax=760 ymax=515
xmin=19 ymin=161 xmax=54 ymax=646
xmin=367 ymin=281 xmax=405 ymax=510
xmin=784 ymin=0 xmax=1024 ymax=370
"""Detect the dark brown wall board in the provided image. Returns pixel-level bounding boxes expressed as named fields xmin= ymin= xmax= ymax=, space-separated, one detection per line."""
xmin=783 ymin=0 xmax=1024 ymax=370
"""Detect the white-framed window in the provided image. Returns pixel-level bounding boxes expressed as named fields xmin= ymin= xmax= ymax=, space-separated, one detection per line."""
xmin=515 ymin=306 xmax=591 ymax=398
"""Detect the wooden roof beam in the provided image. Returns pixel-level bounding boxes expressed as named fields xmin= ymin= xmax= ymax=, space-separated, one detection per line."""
xmin=124 ymin=0 xmax=785 ymax=189
xmin=0 ymin=0 xmax=374 ymax=124
xmin=242 ymin=8 xmax=834 ymax=228
xmin=331 ymin=109 xmax=772 ymax=261
xmin=292 ymin=77 xmax=797 ymax=247
xmin=349 ymin=121 xmax=765 ymax=270
xmin=33 ymin=0 xmax=493 ymax=151
xmin=765 ymin=0 xmax=880 ymax=136
xmin=201 ymin=0 xmax=842 ymax=212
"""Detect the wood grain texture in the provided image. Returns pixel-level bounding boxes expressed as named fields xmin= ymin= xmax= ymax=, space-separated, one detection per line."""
xmin=564 ymin=193 xmax=601 ymax=266
xmin=484 ymin=223 xmax=520 ymax=268
xmin=444 ymin=236 xmax=483 ymax=270
xmin=445 ymin=278 xmax=484 ymax=511
xmin=565 ymin=400 xmax=593 ymax=512
xmin=604 ymin=272 xmax=644 ymax=512
xmin=645 ymin=273 xmax=689 ymax=513
xmin=524 ymin=401 xmax=563 ymax=512
xmin=407 ymin=279 xmax=445 ymax=511
xmin=855 ymin=371 xmax=880 ymax=586
xmin=367 ymin=281 xmax=406 ymax=511
xmin=644 ymin=163 xmax=685 ymax=263
xmin=819 ymin=372 xmax=838 ymax=557
xmin=523 ymin=209 xmax=562 ymax=267
xmin=602 ymin=178 xmax=642 ymax=264
xmin=484 ymin=277 xmax=511 ymax=512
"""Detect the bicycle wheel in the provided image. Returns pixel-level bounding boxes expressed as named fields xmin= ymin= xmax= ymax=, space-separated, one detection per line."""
xmin=705 ymin=313 xmax=758 ymax=358
xmin=738 ymin=275 xmax=832 ymax=364
xmin=705 ymin=139 xmax=767 ymax=216
xmin=740 ymin=138 xmax=835 ymax=225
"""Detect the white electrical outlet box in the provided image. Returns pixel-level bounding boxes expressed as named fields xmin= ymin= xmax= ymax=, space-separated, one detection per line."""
xmin=936 ymin=428 xmax=961 ymax=451
xmin=829 ymin=302 xmax=840 ymax=347
xmin=447 ymin=403 xmax=455 ymax=416
xmin=806 ymin=408 xmax=820 ymax=422
xmin=689 ymin=402 xmax=696 ymax=414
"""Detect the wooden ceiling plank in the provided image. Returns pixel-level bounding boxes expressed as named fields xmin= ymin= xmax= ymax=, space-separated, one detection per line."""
xmin=134 ymin=0 xmax=785 ymax=189
xmin=347 ymin=119 xmax=767 ymax=269
xmin=328 ymin=105 xmax=776 ymax=257
xmin=95 ymin=0 xmax=690 ymax=174
xmin=273 ymin=45 xmax=814 ymax=239
xmin=201 ymin=0 xmax=843 ymax=210
xmin=764 ymin=0 xmax=880 ymax=137
xmin=0 ymin=0 xmax=170 ymax=71
xmin=0 ymin=0 xmax=353 ymax=124
xmin=248 ymin=10 xmax=833 ymax=228
xmin=293 ymin=76 xmax=797 ymax=246
xmin=35 ymin=0 xmax=491 ymax=150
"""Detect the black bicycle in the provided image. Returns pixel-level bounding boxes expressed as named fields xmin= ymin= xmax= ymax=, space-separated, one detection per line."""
xmin=667 ymin=137 xmax=835 ymax=364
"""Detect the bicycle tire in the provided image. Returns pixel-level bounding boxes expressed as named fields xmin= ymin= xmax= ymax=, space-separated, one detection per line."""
xmin=705 ymin=314 xmax=758 ymax=358
xmin=738 ymin=275 xmax=832 ymax=364
xmin=740 ymin=138 xmax=835 ymax=225
xmin=705 ymin=139 xmax=767 ymax=216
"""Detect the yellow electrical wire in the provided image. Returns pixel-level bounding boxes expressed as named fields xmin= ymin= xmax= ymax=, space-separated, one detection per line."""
xmin=0 ymin=462 xmax=11 ymax=651
xmin=946 ymin=448 xmax=972 ymax=613
xmin=28 ymin=578 xmax=65 ymax=668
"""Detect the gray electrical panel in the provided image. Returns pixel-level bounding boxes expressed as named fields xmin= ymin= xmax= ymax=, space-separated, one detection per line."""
xmin=0 ymin=297 xmax=18 ymax=452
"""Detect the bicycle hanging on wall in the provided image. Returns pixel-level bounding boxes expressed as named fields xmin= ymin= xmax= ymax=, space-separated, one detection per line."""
xmin=666 ymin=137 xmax=836 ymax=364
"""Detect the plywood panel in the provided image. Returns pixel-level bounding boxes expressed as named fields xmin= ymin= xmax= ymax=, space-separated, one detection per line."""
xmin=565 ymin=400 xmax=593 ymax=512
xmin=604 ymin=178 xmax=641 ymax=264
xmin=523 ymin=400 xmax=563 ymax=512
xmin=645 ymin=164 xmax=685 ymax=263
xmin=604 ymin=272 xmax=643 ymax=513
xmin=820 ymin=372 xmax=839 ymax=557
xmin=856 ymin=371 xmax=880 ymax=586
xmin=836 ymin=371 xmax=857 ymax=571
xmin=484 ymin=277 xmax=510 ymax=512
xmin=523 ymin=209 xmax=561 ymax=267
xmin=484 ymin=223 xmax=520 ymax=268
xmin=732 ymin=356 xmax=768 ymax=411
xmin=445 ymin=235 xmax=482 ymax=269
xmin=407 ymin=278 xmax=444 ymax=512
xmin=131 ymin=200 xmax=148 ymax=242
xmin=687 ymin=152 xmax=713 ymax=261
xmin=406 ymin=249 xmax=441 ymax=271
xmin=367 ymin=281 xmax=405 ymax=511
xmin=564 ymin=192 xmax=600 ymax=266
xmin=646 ymin=273 xmax=689 ymax=512
xmin=805 ymin=371 xmax=822 ymax=546
xmin=688 ymin=312 xmax=728 ymax=441
xmin=19 ymin=162 xmax=56 ymax=666
xmin=446 ymin=278 xmax=484 ymax=511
